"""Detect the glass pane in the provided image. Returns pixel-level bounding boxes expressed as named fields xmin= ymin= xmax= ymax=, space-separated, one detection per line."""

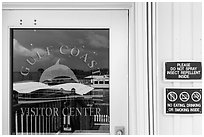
xmin=11 ymin=29 xmax=109 ymax=134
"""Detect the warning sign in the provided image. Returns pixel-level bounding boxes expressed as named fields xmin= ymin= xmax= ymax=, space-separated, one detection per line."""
xmin=165 ymin=88 xmax=202 ymax=114
xmin=167 ymin=92 xmax=177 ymax=102
xmin=179 ymin=92 xmax=190 ymax=102
xmin=191 ymin=92 xmax=201 ymax=102
xmin=165 ymin=62 xmax=202 ymax=80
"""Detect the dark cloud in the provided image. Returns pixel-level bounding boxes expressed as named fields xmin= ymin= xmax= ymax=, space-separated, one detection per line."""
xmin=86 ymin=31 xmax=109 ymax=48
xmin=13 ymin=29 xmax=109 ymax=72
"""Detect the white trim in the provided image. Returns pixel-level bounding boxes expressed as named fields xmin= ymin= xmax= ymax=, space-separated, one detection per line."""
xmin=147 ymin=2 xmax=154 ymax=135
xmin=152 ymin=2 xmax=158 ymax=135
xmin=163 ymin=87 xmax=202 ymax=116
xmin=8 ymin=26 xmax=111 ymax=28
xmin=154 ymin=2 xmax=159 ymax=135
xmin=128 ymin=2 xmax=136 ymax=135
xmin=2 ymin=2 xmax=133 ymax=10
xmin=134 ymin=2 xmax=149 ymax=135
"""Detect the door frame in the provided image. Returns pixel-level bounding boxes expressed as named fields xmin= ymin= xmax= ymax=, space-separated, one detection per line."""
xmin=2 ymin=2 xmax=150 ymax=135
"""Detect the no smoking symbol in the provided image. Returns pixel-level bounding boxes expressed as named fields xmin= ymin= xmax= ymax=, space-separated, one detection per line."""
xmin=179 ymin=92 xmax=190 ymax=102
xmin=167 ymin=92 xmax=177 ymax=102
xmin=191 ymin=92 xmax=201 ymax=102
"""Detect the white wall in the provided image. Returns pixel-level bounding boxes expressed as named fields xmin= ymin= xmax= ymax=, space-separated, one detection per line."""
xmin=155 ymin=2 xmax=202 ymax=135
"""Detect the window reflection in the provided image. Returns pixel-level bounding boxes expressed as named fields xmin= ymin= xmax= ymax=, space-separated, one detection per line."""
xmin=11 ymin=29 xmax=109 ymax=134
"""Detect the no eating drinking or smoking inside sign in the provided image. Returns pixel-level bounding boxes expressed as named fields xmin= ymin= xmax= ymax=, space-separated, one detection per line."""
xmin=165 ymin=88 xmax=202 ymax=114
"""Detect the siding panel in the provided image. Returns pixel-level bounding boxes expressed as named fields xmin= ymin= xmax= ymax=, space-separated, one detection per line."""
xmin=157 ymin=2 xmax=202 ymax=135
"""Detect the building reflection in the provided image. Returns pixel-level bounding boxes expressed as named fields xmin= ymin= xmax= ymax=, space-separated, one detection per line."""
xmin=12 ymin=61 xmax=109 ymax=134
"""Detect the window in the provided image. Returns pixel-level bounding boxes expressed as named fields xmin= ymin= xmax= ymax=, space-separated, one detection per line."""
xmin=12 ymin=29 xmax=110 ymax=134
